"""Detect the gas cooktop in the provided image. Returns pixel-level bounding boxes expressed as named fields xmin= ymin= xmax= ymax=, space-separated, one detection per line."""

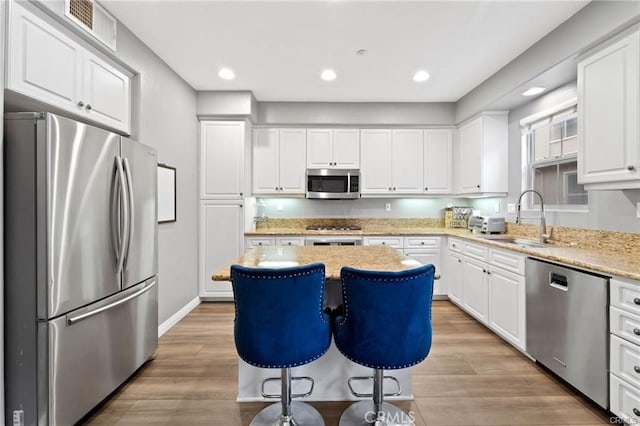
xmin=305 ymin=225 xmax=362 ymax=231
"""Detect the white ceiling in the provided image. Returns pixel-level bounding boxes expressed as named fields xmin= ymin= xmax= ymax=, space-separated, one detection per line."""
xmin=103 ymin=0 xmax=589 ymax=102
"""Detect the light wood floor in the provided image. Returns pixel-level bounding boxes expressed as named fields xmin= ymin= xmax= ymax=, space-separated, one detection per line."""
xmin=84 ymin=301 xmax=612 ymax=425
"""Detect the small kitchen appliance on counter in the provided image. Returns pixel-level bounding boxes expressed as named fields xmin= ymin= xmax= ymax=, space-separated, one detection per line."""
xmin=468 ymin=215 xmax=506 ymax=234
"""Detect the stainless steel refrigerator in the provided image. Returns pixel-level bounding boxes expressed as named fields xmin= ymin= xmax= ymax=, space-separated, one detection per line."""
xmin=4 ymin=112 xmax=158 ymax=426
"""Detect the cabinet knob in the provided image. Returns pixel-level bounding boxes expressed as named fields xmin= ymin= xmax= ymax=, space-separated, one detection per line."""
xmin=420 ymin=242 xmax=425 ymax=245
xmin=482 ymin=268 xmax=487 ymax=273
xmin=86 ymin=104 xmax=92 ymax=111
xmin=240 ymin=204 xmax=243 ymax=208
xmin=279 ymin=187 xmax=283 ymax=191
xmin=457 ymin=259 xmax=462 ymax=263
xmin=287 ymin=242 xmax=292 ymax=245
xmin=240 ymin=192 xmax=243 ymax=196
xmin=77 ymin=101 xmax=84 ymax=107
xmin=425 ymin=187 xmax=428 ymax=191
xmin=476 ymin=184 xmax=480 ymax=189
xmin=628 ymin=165 xmax=636 ymax=171
xmin=382 ymin=242 xmax=386 ymax=245
xmin=393 ymin=187 xmax=396 ymax=191
xmin=634 ymin=298 xmax=640 ymax=305
xmin=388 ymin=187 xmax=392 ymax=191
xmin=258 ymin=242 xmax=263 ymax=246
xmin=634 ymin=365 xmax=640 ymax=374
xmin=634 ymin=328 xmax=640 ymax=336
xmin=487 ymin=271 xmax=491 ymax=275
xmin=634 ymin=408 xmax=640 ymax=416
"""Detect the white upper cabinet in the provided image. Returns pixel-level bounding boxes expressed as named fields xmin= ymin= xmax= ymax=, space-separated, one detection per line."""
xmin=361 ymin=129 xmax=424 ymax=195
xmin=456 ymin=113 xmax=508 ymax=195
xmin=424 ymin=129 xmax=453 ymax=194
xmin=578 ymin=30 xmax=640 ymax=189
xmin=307 ymin=128 xmax=359 ymax=168
xmin=253 ymin=128 xmax=306 ymax=195
xmin=7 ymin=2 xmax=131 ymax=134
xmin=200 ymin=121 xmax=245 ymax=198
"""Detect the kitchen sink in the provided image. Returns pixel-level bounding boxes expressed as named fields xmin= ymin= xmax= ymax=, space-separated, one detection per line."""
xmin=480 ymin=236 xmax=549 ymax=248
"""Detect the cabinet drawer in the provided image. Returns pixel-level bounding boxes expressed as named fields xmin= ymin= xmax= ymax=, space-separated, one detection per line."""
xmin=611 ymin=306 xmax=640 ymax=346
xmin=363 ymin=236 xmax=403 ymax=248
xmin=488 ymin=248 xmax=525 ymax=275
xmin=463 ymin=241 xmax=488 ymax=260
xmin=448 ymin=238 xmax=463 ymax=253
xmin=611 ymin=278 xmax=640 ymax=316
xmin=610 ymin=374 xmax=640 ymax=424
xmin=612 ymin=334 xmax=640 ymax=389
xmin=276 ymin=237 xmax=305 ymax=246
xmin=404 ymin=236 xmax=440 ymax=249
xmin=245 ymin=237 xmax=275 ymax=248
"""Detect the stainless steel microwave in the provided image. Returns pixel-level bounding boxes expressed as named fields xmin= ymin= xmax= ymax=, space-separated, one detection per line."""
xmin=306 ymin=169 xmax=360 ymax=199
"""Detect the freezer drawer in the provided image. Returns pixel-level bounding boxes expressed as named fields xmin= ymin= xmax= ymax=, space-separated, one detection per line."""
xmin=6 ymin=279 xmax=158 ymax=426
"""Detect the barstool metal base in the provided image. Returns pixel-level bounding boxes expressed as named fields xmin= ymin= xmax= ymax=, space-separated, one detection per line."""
xmin=250 ymin=401 xmax=325 ymax=426
xmin=338 ymin=401 xmax=414 ymax=426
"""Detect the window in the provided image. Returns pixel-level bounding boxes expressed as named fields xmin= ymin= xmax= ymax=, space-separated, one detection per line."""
xmin=523 ymin=104 xmax=587 ymax=208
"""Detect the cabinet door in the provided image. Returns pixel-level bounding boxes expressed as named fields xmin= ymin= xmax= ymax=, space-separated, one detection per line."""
xmin=253 ymin=128 xmax=280 ymax=194
xmin=278 ymin=128 xmax=306 ymax=193
xmin=333 ymin=129 xmax=360 ymax=168
xmin=306 ymin=128 xmax=333 ymax=168
xmin=578 ymin=31 xmax=640 ymax=186
xmin=200 ymin=202 xmax=243 ymax=299
xmin=447 ymin=252 xmax=463 ymax=304
xmin=392 ymin=129 xmax=424 ymax=193
xmin=361 ymin=130 xmax=393 ymax=194
xmin=404 ymin=250 xmax=444 ymax=295
xmin=458 ymin=118 xmax=483 ymax=193
xmin=424 ymin=129 xmax=453 ymax=194
xmin=8 ymin=2 xmax=82 ymax=112
xmin=462 ymin=257 xmax=488 ymax=324
xmin=201 ymin=121 xmax=244 ymax=198
xmin=82 ymin=52 xmax=131 ymax=133
xmin=488 ymin=267 xmax=525 ymax=350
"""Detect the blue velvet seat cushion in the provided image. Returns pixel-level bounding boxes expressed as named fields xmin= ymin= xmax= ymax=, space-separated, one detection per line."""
xmin=231 ymin=263 xmax=331 ymax=369
xmin=334 ymin=264 xmax=435 ymax=370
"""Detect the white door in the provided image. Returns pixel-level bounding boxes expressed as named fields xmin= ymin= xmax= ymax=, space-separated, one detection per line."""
xmin=361 ymin=130 xmax=392 ymax=194
xmin=307 ymin=128 xmax=333 ymax=168
xmin=462 ymin=257 xmax=488 ymax=324
xmin=578 ymin=31 xmax=640 ymax=185
xmin=447 ymin=252 xmax=463 ymax=304
xmin=404 ymin=250 xmax=443 ymax=295
xmin=333 ymin=129 xmax=360 ymax=168
xmin=8 ymin=2 xmax=82 ymax=112
xmin=201 ymin=121 xmax=244 ymax=198
xmin=424 ymin=129 xmax=453 ymax=194
xmin=458 ymin=118 xmax=483 ymax=193
xmin=488 ymin=267 xmax=525 ymax=350
xmin=200 ymin=201 xmax=243 ymax=299
xmin=392 ymin=129 xmax=423 ymax=193
xmin=253 ymin=128 xmax=280 ymax=194
xmin=278 ymin=128 xmax=306 ymax=193
xmin=82 ymin=51 xmax=131 ymax=133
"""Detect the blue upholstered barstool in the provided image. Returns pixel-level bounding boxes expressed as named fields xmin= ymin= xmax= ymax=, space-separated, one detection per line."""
xmin=333 ymin=264 xmax=435 ymax=425
xmin=231 ymin=263 xmax=331 ymax=426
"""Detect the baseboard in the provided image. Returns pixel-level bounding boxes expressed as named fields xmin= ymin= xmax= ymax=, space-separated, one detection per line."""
xmin=158 ymin=296 xmax=200 ymax=337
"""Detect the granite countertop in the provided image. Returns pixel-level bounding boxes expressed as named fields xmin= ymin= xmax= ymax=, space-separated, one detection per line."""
xmin=243 ymin=226 xmax=640 ymax=281
xmin=212 ymin=245 xmax=422 ymax=281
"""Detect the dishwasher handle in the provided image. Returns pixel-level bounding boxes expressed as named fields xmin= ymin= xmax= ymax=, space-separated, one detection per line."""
xmin=549 ymin=272 xmax=569 ymax=291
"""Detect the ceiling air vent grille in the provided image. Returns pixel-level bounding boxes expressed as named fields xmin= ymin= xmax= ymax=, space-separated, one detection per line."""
xmin=65 ymin=0 xmax=117 ymax=51
xmin=69 ymin=0 xmax=93 ymax=30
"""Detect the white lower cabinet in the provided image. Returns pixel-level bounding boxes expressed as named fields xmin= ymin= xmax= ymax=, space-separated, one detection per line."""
xmin=276 ymin=237 xmax=305 ymax=246
xmin=447 ymin=238 xmax=526 ymax=351
xmin=245 ymin=237 xmax=275 ymax=248
xmin=610 ymin=277 xmax=640 ymax=421
xmin=200 ymin=201 xmax=244 ymax=300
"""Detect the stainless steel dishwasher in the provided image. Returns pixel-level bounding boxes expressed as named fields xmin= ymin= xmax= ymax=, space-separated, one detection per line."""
xmin=526 ymin=258 xmax=609 ymax=409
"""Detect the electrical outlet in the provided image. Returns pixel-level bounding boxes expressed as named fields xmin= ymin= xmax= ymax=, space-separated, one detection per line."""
xmin=276 ymin=203 xmax=283 ymax=212
xmin=385 ymin=203 xmax=391 ymax=212
xmin=507 ymin=203 xmax=516 ymax=214
xmin=494 ymin=203 xmax=501 ymax=213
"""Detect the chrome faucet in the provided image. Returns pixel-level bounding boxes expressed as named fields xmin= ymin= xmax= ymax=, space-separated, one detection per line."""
xmin=516 ymin=190 xmax=549 ymax=243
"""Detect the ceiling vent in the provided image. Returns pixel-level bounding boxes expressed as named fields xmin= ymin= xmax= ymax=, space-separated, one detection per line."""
xmin=65 ymin=0 xmax=117 ymax=51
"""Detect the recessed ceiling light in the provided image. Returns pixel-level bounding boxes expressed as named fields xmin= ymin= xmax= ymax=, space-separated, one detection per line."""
xmin=218 ymin=68 xmax=235 ymax=80
xmin=522 ymin=86 xmax=545 ymax=96
xmin=357 ymin=49 xmax=367 ymax=56
xmin=413 ymin=70 xmax=430 ymax=82
xmin=321 ymin=69 xmax=337 ymax=81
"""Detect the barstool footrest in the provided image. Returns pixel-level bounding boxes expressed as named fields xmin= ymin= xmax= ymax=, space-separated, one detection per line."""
xmin=347 ymin=375 xmax=402 ymax=398
xmin=261 ymin=376 xmax=315 ymax=399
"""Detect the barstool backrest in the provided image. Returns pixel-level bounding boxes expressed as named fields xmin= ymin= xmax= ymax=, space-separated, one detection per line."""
xmin=335 ymin=264 xmax=435 ymax=370
xmin=231 ymin=262 xmax=331 ymax=369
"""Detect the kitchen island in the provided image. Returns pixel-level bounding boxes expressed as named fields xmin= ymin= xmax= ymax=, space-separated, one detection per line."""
xmin=212 ymin=245 xmax=429 ymax=402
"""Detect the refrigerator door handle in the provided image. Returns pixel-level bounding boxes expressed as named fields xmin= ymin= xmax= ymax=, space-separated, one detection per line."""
xmin=115 ymin=156 xmax=129 ymax=275
xmin=122 ymin=157 xmax=135 ymax=269
xmin=66 ymin=280 xmax=156 ymax=326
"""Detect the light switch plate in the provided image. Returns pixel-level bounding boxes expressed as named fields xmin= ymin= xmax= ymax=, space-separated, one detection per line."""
xmin=507 ymin=203 xmax=516 ymax=214
xmin=385 ymin=203 xmax=391 ymax=212
xmin=637 ymin=202 xmax=640 ymax=218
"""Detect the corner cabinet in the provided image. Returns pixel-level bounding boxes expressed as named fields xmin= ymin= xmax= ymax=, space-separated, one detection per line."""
xmin=307 ymin=128 xmax=360 ymax=169
xmin=578 ymin=30 xmax=640 ymax=190
xmin=456 ymin=113 xmax=508 ymax=195
xmin=253 ymin=128 xmax=306 ymax=195
xmin=201 ymin=121 xmax=245 ymax=198
xmin=7 ymin=1 xmax=131 ymax=134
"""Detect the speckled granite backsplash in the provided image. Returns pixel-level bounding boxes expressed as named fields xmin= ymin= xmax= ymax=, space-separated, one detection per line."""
xmin=256 ymin=217 xmax=445 ymax=231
